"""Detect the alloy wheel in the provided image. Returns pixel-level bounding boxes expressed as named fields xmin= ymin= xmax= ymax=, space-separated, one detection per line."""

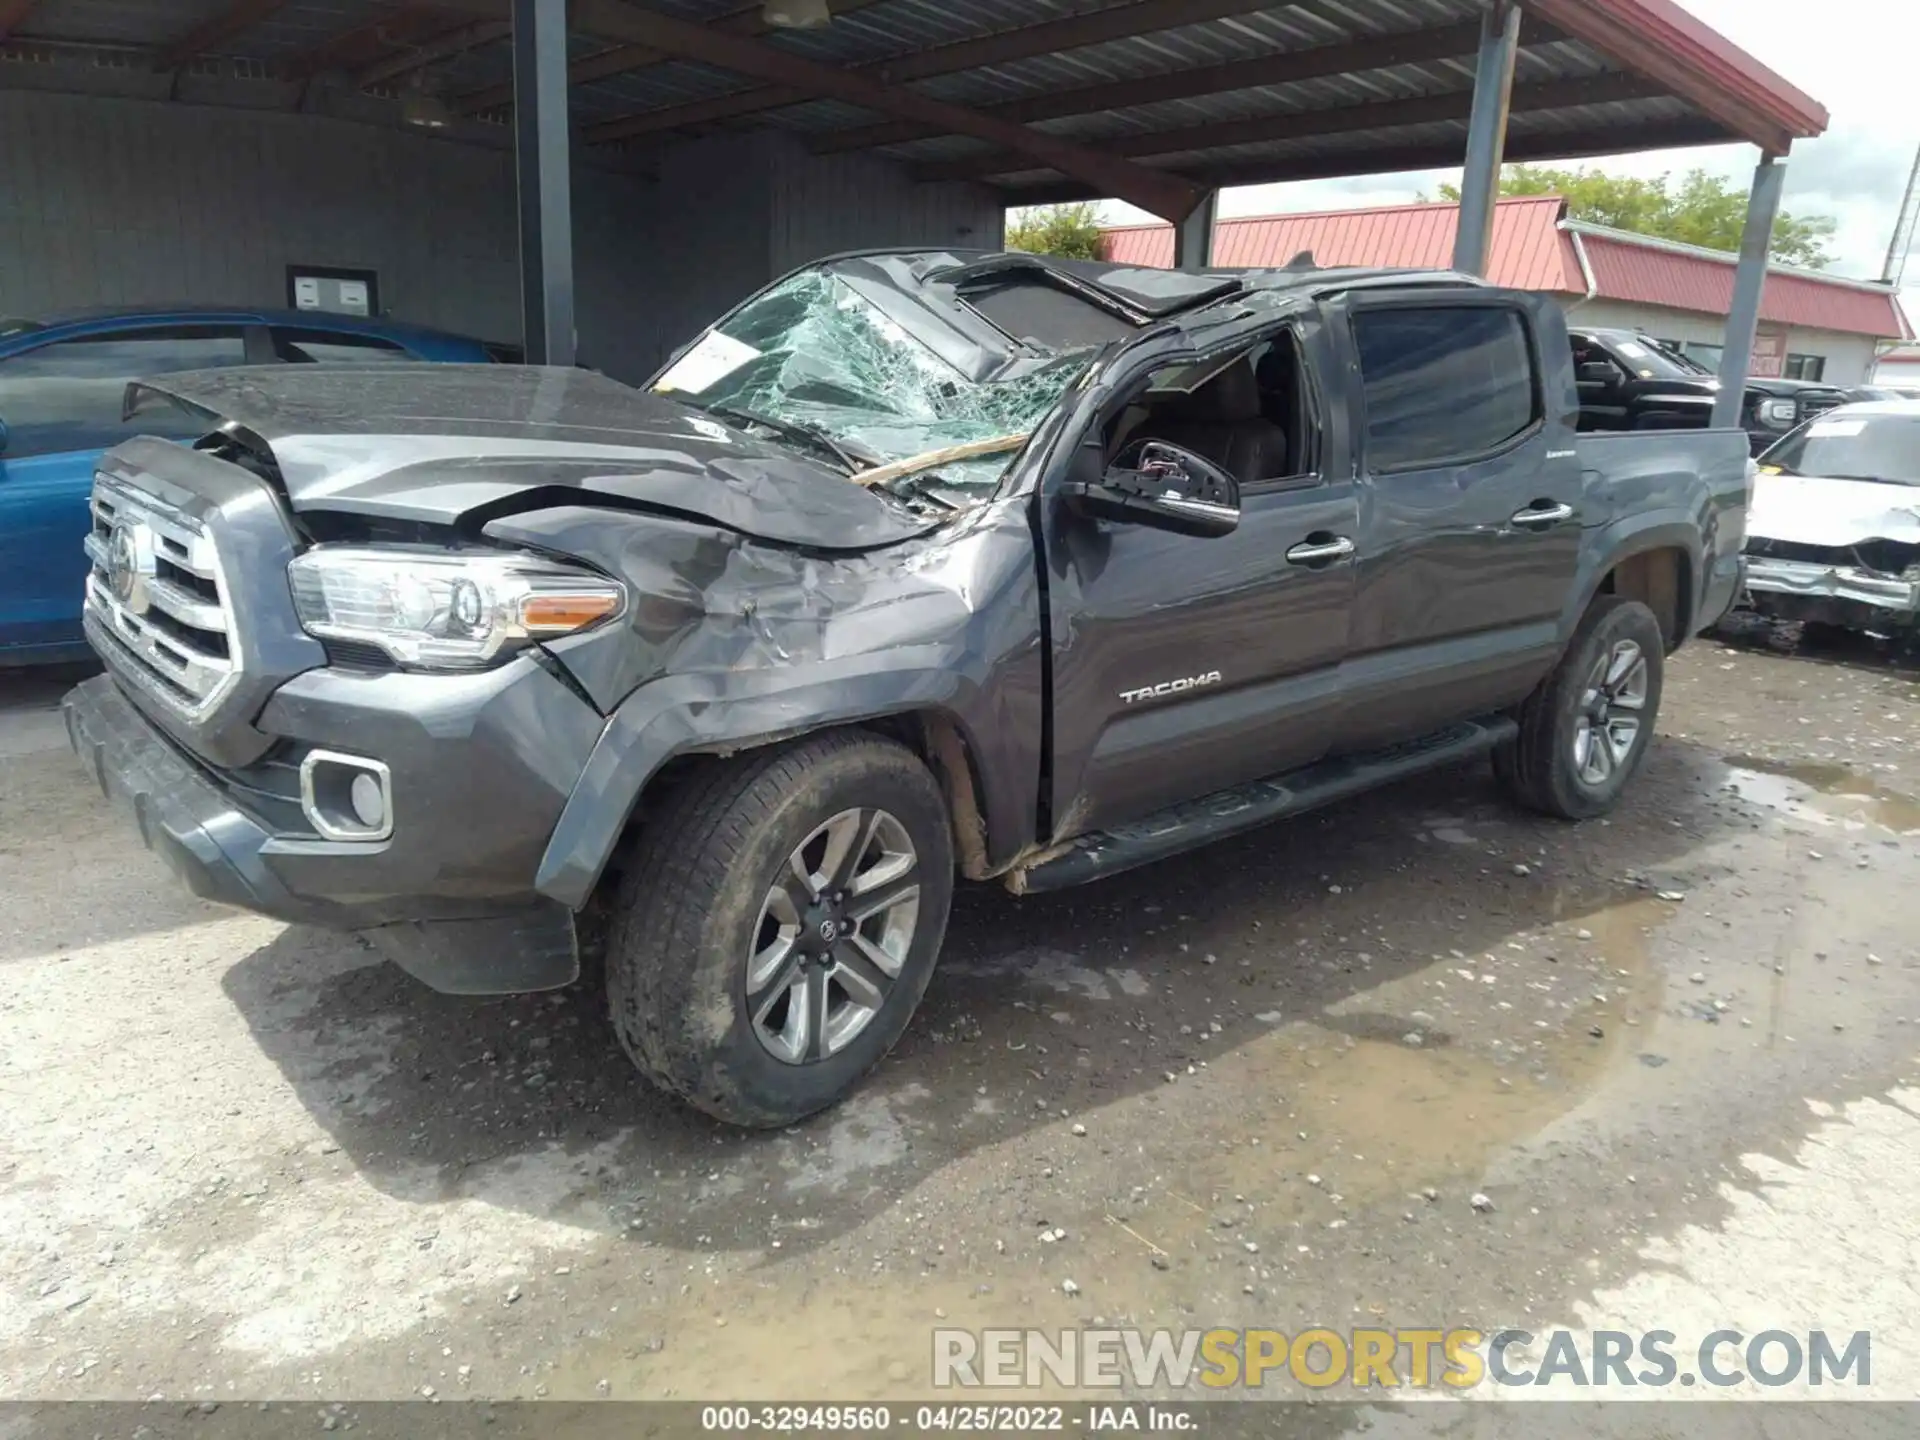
xmin=1572 ymin=639 xmax=1649 ymax=787
xmin=745 ymin=808 xmax=922 ymax=1064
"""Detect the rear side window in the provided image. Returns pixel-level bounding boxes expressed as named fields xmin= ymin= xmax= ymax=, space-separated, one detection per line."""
xmin=272 ymin=329 xmax=416 ymax=364
xmin=1353 ymin=307 xmax=1538 ymax=470
xmin=0 ymin=326 xmax=246 ymax=456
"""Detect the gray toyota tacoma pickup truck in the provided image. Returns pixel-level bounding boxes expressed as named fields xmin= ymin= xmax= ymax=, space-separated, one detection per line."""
xmin=64 ymin=250 xmax=1749 ymax=1126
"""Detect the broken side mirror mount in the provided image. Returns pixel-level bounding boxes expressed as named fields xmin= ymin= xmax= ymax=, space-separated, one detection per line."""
xmin=1063 ymin=441 xmax=1241 ymax=539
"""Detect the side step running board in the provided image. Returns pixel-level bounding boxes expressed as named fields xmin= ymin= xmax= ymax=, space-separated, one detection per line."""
xmin=1015 ymin=715 xmax=1518 ymax=894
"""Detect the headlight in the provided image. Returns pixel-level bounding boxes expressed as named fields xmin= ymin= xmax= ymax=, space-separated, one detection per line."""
xmin=288 ymin=548 xmax=624 ymax=670
xmin=1759 ymin=398 xmax=1799 ymax=426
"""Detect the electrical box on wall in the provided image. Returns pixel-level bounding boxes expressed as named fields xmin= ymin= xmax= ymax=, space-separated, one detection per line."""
xmin=287 ymin=266 xmax=379 ymax=317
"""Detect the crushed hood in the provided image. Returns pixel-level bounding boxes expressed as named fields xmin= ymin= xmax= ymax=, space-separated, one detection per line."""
xmin=1748 ymin=471 xmax=1920 ymax=547
xmin=125 ymin=365 xmax=935 ymax=551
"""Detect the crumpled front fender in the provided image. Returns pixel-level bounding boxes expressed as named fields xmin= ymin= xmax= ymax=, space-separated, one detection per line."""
xmin=534 ymin=659 xmax=995 ymax=908
xmin=519 ymin=499 xmax=1048 ymax=909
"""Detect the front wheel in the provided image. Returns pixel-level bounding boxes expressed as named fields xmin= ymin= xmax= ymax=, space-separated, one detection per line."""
xmin=606 ymin=731 xmax=954 ymax=1128
xmin=1495 ymin=596 xmax=1665 ymax=820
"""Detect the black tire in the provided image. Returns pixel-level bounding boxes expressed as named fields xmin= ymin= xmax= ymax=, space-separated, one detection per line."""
xmin=1496 ymin=596 xmax=1665 ymax=820
xmin=605 ymin=730 xmax=954 ymax=1128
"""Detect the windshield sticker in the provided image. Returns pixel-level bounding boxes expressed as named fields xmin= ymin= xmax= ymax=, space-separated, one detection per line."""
xmin=1616 ymin=341 xmax=1650 ymax=359
xmin=1809 ymin=419 xmax=1867 ymax=437
xmin=655 ymin=331 xmax=763 ymax=394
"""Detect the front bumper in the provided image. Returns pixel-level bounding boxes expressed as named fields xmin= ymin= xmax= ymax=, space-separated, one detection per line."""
xmin=63 ymin=668 xmax=600 ymax=993
xmin=1744 ymin=556 xmax=1920 ymax=626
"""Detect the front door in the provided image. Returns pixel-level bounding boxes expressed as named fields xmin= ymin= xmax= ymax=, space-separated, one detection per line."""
xmin=0 ymin=325 xmax=249 ymax=658
xmin=1335 ymin=294 xmax=1583 ymax=751
xmin=1041 ymin=329 xmax=1358 ymax=839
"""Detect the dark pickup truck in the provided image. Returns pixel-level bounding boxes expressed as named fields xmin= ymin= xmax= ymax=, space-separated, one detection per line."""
xmin=1570 ymin=326 xmax=1847 ymax=454
xmin=64 ymin=251 xmax=1750 ymax=1125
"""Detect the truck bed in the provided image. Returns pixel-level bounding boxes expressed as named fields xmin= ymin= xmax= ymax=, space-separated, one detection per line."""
xmin=1574 ymin=427 xmax=1751 ymax=531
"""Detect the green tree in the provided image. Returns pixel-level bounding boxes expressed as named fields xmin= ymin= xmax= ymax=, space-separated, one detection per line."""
xmin=1005 ymin=202 xmax=1107 ymax=261
xmin=1430 ymin=165 xmax=1836 ymax=268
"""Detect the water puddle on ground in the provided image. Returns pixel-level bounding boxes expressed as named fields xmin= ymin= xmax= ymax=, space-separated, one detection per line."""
xmin=1245 ymin=891 xmax=1665 ymax=1206
xmin=538 ymin=893 xmax=1673 ymax=1404
xmin=539 ymin=1039 xmax=1623 ymax=1403
xmin=1722 ymin=755 xmax=1920 ymax=834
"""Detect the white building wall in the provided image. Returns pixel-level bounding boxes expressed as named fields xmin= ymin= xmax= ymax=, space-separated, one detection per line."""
xmin=0 ymin=88 xmax=1003 ymax=385
xmin=1553 ymin=296 xmax=1881 ymax=386
xmin=1873 ymin=349 xmax=1920 ymax=386
xmin=0 ymin=89 xmax=669 ymax=377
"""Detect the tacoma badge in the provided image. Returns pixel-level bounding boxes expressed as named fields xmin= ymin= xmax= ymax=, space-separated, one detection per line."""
xmin=1120 ymin=671 xmax=1224 ymax=705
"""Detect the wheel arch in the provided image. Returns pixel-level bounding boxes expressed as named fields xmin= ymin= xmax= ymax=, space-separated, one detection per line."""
xmin=1599 ymin=545 xmax=1693 ymax=650
xmin=1566 ymin=516 xmax=1701 ymax=652
xmin=536 ymin=669 xmax=1019 ymax=911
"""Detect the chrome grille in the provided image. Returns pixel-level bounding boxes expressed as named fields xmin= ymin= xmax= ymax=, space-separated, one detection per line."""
xmin=84 ymin=473 xmax=239 ymax=718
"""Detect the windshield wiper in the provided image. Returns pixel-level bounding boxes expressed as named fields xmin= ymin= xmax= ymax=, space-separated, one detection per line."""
xmin=698 ymin=401 xmax=868 ymax=473
xmin=882 ymin=468 xmax=978 ymax=511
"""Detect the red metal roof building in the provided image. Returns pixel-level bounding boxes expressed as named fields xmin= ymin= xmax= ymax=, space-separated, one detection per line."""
xmin=1103 ymin=196 xmax=1908 ymax=384
xmin=1874 ymin=344 xmax=1920 ymax=388
xmin=1106 ymin=195 xmax=1577 ymax=280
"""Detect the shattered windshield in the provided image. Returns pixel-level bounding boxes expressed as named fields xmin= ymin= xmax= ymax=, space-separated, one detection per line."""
xmin=652 ymin=267 xmax=1092 ymax=491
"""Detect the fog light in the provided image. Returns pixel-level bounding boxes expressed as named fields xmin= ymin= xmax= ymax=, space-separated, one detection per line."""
xmin=349 ymin=771 xmax=387 ymax=830
xmin=299 ymin=750 xmax=394 ymax=842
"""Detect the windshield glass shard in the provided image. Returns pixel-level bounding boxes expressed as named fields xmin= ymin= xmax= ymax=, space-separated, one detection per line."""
xmin=654 ymin=267 xmax=1091 ymax=490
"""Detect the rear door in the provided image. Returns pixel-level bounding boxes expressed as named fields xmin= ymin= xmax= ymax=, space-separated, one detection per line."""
xmin=1333 ymin=293 xmax=1582 ymax=751
xmin=0 ymin=325 xmax=247 ymax=656
xmin=1042 ymin=317 xmax=1360 ymax=837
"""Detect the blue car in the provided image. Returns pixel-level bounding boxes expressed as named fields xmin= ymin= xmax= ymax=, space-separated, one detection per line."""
xmin=0 ymin=307 xmax=499 ymax=666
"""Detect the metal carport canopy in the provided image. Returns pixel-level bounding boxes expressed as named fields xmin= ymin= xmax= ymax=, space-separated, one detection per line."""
xmin=2 ymin=0 xmax=1831 ymax=366
xmin=421 ymin=0 xmax=1827 ymax=216
xmin=5 ymin=0 xmax=1827 ymax=211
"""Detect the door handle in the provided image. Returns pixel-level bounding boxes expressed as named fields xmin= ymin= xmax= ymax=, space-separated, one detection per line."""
xmin=1511 ymin=502 xmax=1576 ymax=529
xmin=1286 ymin=536 xmax=1355 ymax=565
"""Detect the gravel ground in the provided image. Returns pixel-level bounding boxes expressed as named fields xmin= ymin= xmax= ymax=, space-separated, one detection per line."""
xmin=3 ymin=622 xmax=1919 ymax=1428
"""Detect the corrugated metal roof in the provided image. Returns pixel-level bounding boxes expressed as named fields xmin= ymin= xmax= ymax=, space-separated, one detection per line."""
xmin=4 ymin=0 xmax=1827 ymax=206
xmin=1103 ymin=197 xmax=1910 ymax=340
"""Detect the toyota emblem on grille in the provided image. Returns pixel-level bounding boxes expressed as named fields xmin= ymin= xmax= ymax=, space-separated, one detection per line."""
xmin=106 ymin=521 xmax=154 ymax=615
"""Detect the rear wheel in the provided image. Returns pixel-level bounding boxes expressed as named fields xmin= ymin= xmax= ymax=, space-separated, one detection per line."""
xmin=1496 ymin=596 xmax=1665 ymax=820
xmin=606 ymin=731 xmax=953 ymax=1128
